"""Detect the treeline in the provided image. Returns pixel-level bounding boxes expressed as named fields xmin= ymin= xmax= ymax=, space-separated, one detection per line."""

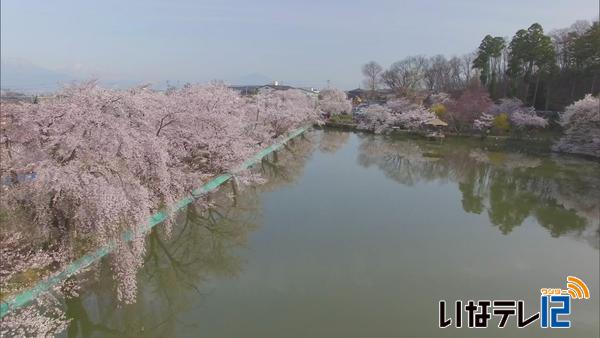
xmin=475 ymin=20 xmax=599 ymax=110
xmin=362 ymin=18 xmax=599 ymax=110
xmin=0 ymin=81 xmax=339 ymax=321
xmin=361 ymin=54 xmax=476 ymax=97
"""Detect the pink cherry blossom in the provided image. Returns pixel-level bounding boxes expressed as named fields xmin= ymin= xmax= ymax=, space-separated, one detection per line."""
xmin=554 ymin=94 xmax=600 ymax=157
xmin=318 ymin=88 xmax=352 ymax=116
xmin=0 ymin=81 xmax=322 ymax=307
xmin=473 ymin=113 xmax=494 ymax=130
xmin=509 ymin=108 xmax=548 ymax=129
xmin=395 ymin=107 xmax=437 ymax=130
xmin=357 ymin=104 xmax=393 ymax=134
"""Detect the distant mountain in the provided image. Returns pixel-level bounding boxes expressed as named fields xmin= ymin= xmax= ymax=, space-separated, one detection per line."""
xmin=230 ymin=73 xmax=273 ymax=86
xmin=0 ymin=61 xmax=315 ymax=93
xmin=1 ymin=58 xmax=73 ymax=93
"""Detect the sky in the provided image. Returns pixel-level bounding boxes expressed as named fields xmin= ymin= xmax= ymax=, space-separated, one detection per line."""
xmin=1 ymin=0 xmax=598 ymax=90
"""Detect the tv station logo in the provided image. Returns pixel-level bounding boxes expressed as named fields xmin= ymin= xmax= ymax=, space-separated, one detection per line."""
xmin=439 ymin=276 xmax=590 ymax=329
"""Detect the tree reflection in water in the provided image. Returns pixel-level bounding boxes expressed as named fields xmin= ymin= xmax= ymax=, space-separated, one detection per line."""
xmin=5 ymin=131 xmax=598 ymax=337
xmin=64 ymin=192 xmax=259 ymax=337
xmin=356 ymin=134 xmax=600 ymax=247
xmin=55 ymin=131 xmax=319 ymax=337
xmin=318 ymin=130 xmax=351 ymax=154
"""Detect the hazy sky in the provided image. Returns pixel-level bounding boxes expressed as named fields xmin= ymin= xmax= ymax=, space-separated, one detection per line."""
xmin=1 ymin=0 xmax=597 ymax=89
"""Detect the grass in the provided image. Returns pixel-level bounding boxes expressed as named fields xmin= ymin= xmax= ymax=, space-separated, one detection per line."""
xmin=328 ymin=114 xmax=354 ymax=124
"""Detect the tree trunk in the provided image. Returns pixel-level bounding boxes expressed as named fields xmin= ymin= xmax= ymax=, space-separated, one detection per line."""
xmin=532 ymin=74 xmax=541 ymax=108
xmin=490 ymin=70 xmax=496 ymax=99
xmin=524 ymin=62 xmax=533 ymax=103
xmin=570 ymin=79 xmax=576 ymax=102
xmin=523 ymin=81 xmax=530 ymax=104
xmin=591 ymin=73 xmax=597 ymax=94
xmin=544 ymin=84 xmax=550 ymax=111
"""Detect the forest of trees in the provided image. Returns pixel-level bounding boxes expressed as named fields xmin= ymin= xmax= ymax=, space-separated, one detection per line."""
xmin=362 ymin=19 xmax=599 ymax=110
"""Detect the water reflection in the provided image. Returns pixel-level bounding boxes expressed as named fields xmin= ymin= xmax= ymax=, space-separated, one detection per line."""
xmin=5 ymin=130 xmax=599 ymax=337
xmin=64 ymin=195 xmax=256 ymax=337
xmin=256 ymin=132 xmax=318 ymax=191
xmin=58 ymin=131 xmax=320 ymax=337
xmin=356 ymin=134 xmax=600 ymax=247
xmin=318 ymin=130 xmax=350 ymax=154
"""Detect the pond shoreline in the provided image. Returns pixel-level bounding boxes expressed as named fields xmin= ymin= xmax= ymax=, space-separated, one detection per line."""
xmin=322 ymin=122 xmax=600 ymax=161
xmin=323 ymin=121 xmax=556 ymax=141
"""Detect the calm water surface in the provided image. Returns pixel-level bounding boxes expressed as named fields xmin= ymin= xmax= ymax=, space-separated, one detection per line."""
xmin=62 ymin=130 xmax=599 ymax=337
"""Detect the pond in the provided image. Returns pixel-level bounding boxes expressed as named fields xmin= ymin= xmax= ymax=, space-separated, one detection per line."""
xmin=48 ymin=130 xmax=599 ymax=337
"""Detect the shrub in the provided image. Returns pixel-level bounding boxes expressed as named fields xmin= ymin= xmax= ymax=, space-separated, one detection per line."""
xmin=487 ymin=97 xmax=548 ymax=131
xmin=493 ymin=113 xmax=511 ymax=133
xmin=431 ymin=103 xmax=447 ymax=119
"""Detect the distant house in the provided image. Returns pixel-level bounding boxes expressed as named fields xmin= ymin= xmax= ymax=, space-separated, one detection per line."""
xmin=346 ymin=88 xmax=397 ymax=104
xmin=297 ymin=87 xmax=319 ymax=98
xmin=346 ymin=89 xmax=367 ymax=105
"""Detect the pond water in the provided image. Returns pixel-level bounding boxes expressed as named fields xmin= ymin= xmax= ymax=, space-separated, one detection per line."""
xmin=59 ymin=130 xmax=598 ymax=337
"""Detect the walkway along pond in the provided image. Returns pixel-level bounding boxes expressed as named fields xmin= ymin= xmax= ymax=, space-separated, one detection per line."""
xmin=2 ymin=129 xmax=599 ymax=337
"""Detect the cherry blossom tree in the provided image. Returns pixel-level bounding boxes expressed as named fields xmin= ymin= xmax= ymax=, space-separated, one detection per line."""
xmin=473 ymin=112 xmax=495 ymax=130
xmin=0 ymin=232 xmax=74 ymax=337
xmin=446 ymin=86 xmax=493 ymax=130
xmin=318 ymin=88 xmax=352 ymax=117
xmin=509 ymin=107 xmax=548 ymax=129
xmin=358 ymin=101 xmax=436 ymax=133
xmin=0 ymin=292 xmax=70 ymax=337
xmin=554 ymin=94 xmax=600 ymax=157
xmin=386 ymin=98 xmax=418 ymax=114
xmin=356 ymin=104 xmax=393 ymax=134
xmin=144 ymin=83 xmax=257 ymax=174
xmin=387 ymin=99 xmax=437 ymax=130
xmin=0 ymin=81 xmax=322 ymax=308
xmin=0 ymin=82 xmax=181 ymax=302
xmin=252 ymin=88 xmax=321 ymax=139
xmin=395 ymin=107 xmax=436 ymax=130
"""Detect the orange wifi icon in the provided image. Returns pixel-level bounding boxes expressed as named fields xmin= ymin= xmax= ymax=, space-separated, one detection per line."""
xmin=566 ymin=276 xmax=590 ymax=300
